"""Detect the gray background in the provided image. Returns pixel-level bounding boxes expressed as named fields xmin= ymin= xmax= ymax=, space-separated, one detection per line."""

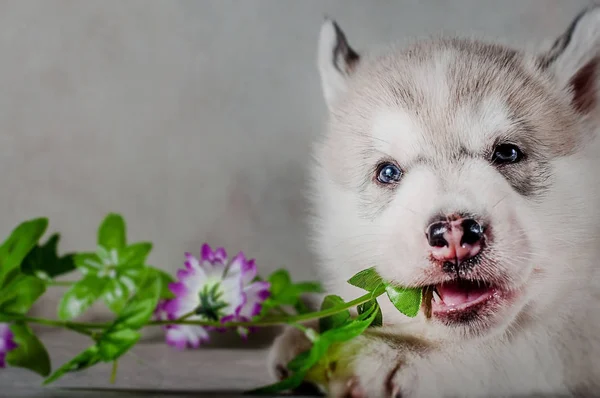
xmin=0 ymin=0 xmax=589 ymax=319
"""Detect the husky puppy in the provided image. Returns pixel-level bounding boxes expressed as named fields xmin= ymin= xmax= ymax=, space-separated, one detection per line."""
xmin=268 ymin=6 xmax=600 ymax=397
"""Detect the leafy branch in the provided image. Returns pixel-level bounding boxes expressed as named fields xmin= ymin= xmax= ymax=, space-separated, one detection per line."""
xmin=0 ymin=213 xmax=423 ymax=394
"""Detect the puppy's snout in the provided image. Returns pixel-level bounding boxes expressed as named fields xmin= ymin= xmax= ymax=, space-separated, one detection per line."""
xmin=426 ymin=217 xmax=485 ymax=262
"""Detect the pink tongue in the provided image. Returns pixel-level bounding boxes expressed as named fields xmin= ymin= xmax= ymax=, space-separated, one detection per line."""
xmin=437 ymin=282 xmax=489 ymax=306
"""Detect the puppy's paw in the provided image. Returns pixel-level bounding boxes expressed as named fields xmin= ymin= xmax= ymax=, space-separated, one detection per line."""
xmin=326 ymin=332 xmax=429 ymax=398
xmin=327 ymin=337 xmax=401 ymax=397
xmin=328 ymin=375 xmax=368 ymax=398
xmin=386 ymin=362 xmax=422 ymax=398
xmin=267 ymin=326 xmax=430 ymax=397
xmin=266 ymin=324 xmax=314 ymax=381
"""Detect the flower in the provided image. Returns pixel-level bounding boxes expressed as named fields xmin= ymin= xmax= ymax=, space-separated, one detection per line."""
xmin=153 ymin=299 xmax=171 ymax=322
xmin=158 ymin=244 xmax=270 ymax=349
xmin=0 ymin=323 xmax=18 ymax=368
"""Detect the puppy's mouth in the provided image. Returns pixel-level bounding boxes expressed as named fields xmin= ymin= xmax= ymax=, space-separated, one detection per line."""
xmin=424 ymin=279 xmax=502 ymax=324
xmin=432 ymin=279 xmax=496 ymax=312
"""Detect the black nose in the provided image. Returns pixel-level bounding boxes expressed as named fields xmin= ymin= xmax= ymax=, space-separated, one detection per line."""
xmin=426 ymin=218 xmax=485 ymax=248
xmin=426 ymin=222 xmax=448 ymax=247
xmin=460 ymin=218 xmax=484 ymax=246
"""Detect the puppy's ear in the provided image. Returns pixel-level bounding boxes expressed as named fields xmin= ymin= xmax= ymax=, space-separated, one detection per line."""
xmin=317 ymin=18 xmax=360 ymax=110
xmin=539 ymin=6 xmax=600 ymax=115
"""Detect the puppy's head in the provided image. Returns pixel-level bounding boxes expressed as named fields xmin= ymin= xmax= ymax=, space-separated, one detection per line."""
xmin=310 ymin=8 xmax=600 ymax=340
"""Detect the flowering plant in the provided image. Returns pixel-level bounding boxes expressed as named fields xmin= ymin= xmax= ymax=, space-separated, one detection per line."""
xmin=0 ymin=213 xmax=423 ymax=394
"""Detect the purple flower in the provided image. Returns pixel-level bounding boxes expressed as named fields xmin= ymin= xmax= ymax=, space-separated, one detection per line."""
xmin=158 ymin=244 xmax=270 ymax=349
xmin=153 ymin=299 xmax=172 ymax=322
xmin=0 ymin=323 xmax=17 ymax=368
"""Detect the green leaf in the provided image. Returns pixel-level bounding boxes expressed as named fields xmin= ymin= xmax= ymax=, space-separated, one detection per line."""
xmin=294 ymin=300 xmax=311 ymax=315
xmin=0 ymin=218 xmax=48 ymax=282
xmin=21 ymin=234 xmax=76 ymax=279
xmin=266 ymin=269 xmax=323 ymax=308
xmin=0 ymin=274 xmax=46 ymax=314
xmin=357 ymin=298 xmax=383 ymax=327
xmin=322 ymin=303 xmax=379 ymax=343
xmin=74 ymin=255 xmax=149 ymax=316
xmin=95 ymin=263 xmax=148 ymax=315
xmin=0 ymin=313 xmax=23 ymax=322
xmin=268 ymin=291 xmax=297 ymax=306
xmin=43 ymin=346 xmax=101 ymax=385
xmin=262 ymin=270 xmax=294 ymax=309
xmin=249 ymin=335 xmax=328 ymax=395
xmin=292 ymin=282 xmax=323 ymax=293
xmin=246 ymin=371 xmax=306 ymax=395
xmin=318 ymin=295 xmax=350 ymax=333
xmin=119 ymin=263 xmax=145 ymax=285
xmin=148 ymin=267 xmax=175 ymax=299
xmin=286 ymin=350 xmax=311 ymax=373
xmin=97 ymin=328 xmax=141 ymax=361
xmin=0 ymin=267 xmax=21 ymax=291
xmin=97 ymin=213 xmax=126 ymax=251
xmin=6 ymin=322 xmax=51 ymax=377
xmin=385 ymin=285 xmax=423 ymax=318
xmin=58 ymin=275 xmax=107 ymax=320
xmin=73 ymin=252 xmax=103 ymax=276
xmin=120 ymin=242 xmax=152 ymax=266
xmin=111 ymin=269 xmax=161 ymax=330
xmin=251 ymin=304 xmax=382 ymax=395
xmin=102 ymin=279 xmax=131 ymax=314
xmin=42 ymin=271 xmax=159 ymax=385
xmin=347 ymin=267 xmax=384 ymax=292
xmin=93 ymin=270 xmax=161 ymax=363
xmin=258 ymin=269 xmax=323 ymax=320
xmin=267 ymin=269 xmax=291 ymax=298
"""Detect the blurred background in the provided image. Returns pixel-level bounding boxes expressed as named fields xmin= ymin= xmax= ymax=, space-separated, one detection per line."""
xmin=0 ymin=0 xmax=588 ymax=327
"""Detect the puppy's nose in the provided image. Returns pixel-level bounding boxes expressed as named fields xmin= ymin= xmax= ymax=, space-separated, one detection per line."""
xmin=426 ymin=222 xmax=448 ymax=247
xmin=426 ymin=218 xmax=484 ymax=262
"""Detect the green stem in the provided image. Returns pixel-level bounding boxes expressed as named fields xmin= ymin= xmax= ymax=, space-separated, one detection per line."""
xmin=65 ymin=324 xmax=95 ymax=337
xmin=272 ymin=307 xmax=291 ymax=316
xmin=1 ymin=288 xmax=385 ymax=332
xmin=1 ymin=314 xmax=97 ymax=337
xmin=178 ymin=311 xmax=196 ymax=321
xmin=6 ymin=316 xmax=109 ymax=330
xmin=289 ymin=323 xmax=309 ymax=333
xmin=150 ymin=288 xmax=385 ymax=328
xmin=110 ymin=360 xmax=118 ymax=384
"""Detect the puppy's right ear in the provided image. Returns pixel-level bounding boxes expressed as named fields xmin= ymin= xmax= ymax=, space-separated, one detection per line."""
xmin=539 ymin=6 xmax=600 ymax=115
xmin=317 ymin=18 xmax=360 ymax=110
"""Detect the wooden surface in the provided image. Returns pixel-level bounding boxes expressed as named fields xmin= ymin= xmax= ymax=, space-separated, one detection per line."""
xmin=0 ymin=329 xmax=317 ymax=398
xmin=1 ymin=330 xmax=571 ymax=397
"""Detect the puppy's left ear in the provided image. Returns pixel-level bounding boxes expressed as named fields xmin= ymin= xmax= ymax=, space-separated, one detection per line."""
xmin=317 ymin=18 xmax=361 ymax=111
xmin=539 ymin=6 xmax=600 ymax=115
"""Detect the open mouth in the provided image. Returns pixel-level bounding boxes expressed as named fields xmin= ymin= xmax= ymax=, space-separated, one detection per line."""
xmin=427 ymin=279 xmax=499 ymax=322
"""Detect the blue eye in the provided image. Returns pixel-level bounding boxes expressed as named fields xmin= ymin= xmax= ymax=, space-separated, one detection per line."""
xmin=376 ymin=162 xmax=403 ymax=184
xmin=491 ymin=143 xmax=524 ymax=165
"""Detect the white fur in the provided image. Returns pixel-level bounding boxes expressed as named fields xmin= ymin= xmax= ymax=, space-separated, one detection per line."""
xmin=372 ymin=109 xmax=423 ymax=160
xmin=269 ymin=7 xmax=600 ymax=398
xmin=317 ymin=19 xmax=351 ymax=110
xmin=456 ymin=95 xmax=514 ymax=152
